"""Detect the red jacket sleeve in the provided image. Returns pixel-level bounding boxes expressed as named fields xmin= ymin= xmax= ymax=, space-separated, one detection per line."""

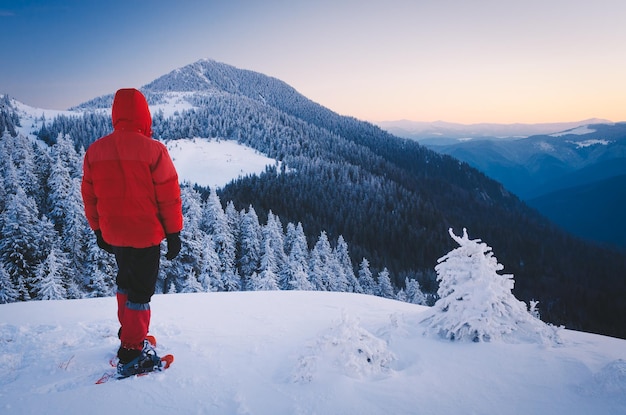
xmin=152 ymin=143 xmax=183 ymax=234
xmin=81 ymin=155 xmax=100 ymax=231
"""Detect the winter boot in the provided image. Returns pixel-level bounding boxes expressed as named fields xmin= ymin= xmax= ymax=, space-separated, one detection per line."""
xmin=117 ymin=337 xmax=156 ymax=360
xmin=116 ymin=345 xmax=162 ymax=378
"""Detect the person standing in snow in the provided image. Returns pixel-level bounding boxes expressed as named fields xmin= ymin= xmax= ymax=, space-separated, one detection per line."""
xmin=81 ymin=88 xmax=183 ymax=376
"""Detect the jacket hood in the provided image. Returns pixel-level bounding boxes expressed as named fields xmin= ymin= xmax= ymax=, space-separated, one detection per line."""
xmin=111 ymin=88 xmax=152 ymax=136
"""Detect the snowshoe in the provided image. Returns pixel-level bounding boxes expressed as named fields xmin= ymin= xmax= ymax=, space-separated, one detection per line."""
xmin=116 ymin=346 xmax=163 ymax=378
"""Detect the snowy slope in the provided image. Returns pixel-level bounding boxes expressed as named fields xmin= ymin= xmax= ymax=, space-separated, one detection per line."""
xmin=10 ymin=97 xmax=82 ymax=139
xmin=1 ymin=291 xmax=625 ymax=415
xmin=166 ymin=138 xmax=278 ymax=189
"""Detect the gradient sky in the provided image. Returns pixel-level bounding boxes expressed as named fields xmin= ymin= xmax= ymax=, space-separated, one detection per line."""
xmin=2 ymin=0 xmax=625 ymax=124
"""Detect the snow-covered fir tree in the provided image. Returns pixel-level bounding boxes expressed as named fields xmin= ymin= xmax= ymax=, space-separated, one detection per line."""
xmin=327 ymin=249 xmax=348 ymax=293
xmin=252 ymin=223 xmax=282 ymax=291
xmin=255 ymin=237 xmax=280 ymax=291
xmin=162 ymin=185 xmax=219 ymax=293
xmin=377 ymin=268 xmax=394 ymax=299
xmin=324 ymin=236 xmax=349 ymax=292
xmin=203 ymin=188 xmax=239 ymax=291
xmin=0 ymin=188 xmax=43 ymax=300
xmin=283 ymin=222 xmax=312 ymax=290
xmin=239 ymin=206 xmax=263 ymax=289
xmin=178 ymin=269 xmax=204 ymax=293
xmin=32 ymin=245 xmax=69 ymax=301
xmin=357 ymin=258 xmax=376 ymax=296
xmin=421 ymin=228 xmax=561 ymax=344
xmin=264 ymin=211 xmax=288 ymax=289
xmin=1 ymin=154 xmax=20 ymax=196
xmin=402 ymin=277 xmax=426 ymax=305
xmin=83 ymin=241 xmax=116 ymax=298
xmin=225 ymin=201 xmax=241 ymax=250
xmin=0 ymin=163 xmax=6 ymax=213
xmin=0 ymin=263 xmax=19 ymax=304
xmin=309 ymin=231 xmax=333 ymax=291
xmin=334 ymin=236 xmax=361 ymax=293
xmin=47 ymin=152 xmax=91 ymax=290
xmin=198 ymin=234 xmax=221 ymax=292
xmin=11 ymin=134 xmax=43 ymax=204
xmin=529 ymin=300 xmax=541 ymax=320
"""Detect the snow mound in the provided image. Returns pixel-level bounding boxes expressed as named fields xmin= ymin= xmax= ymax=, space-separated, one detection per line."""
xmin=293 ymin=311 xmax=395 ymax=383
xmin=581 ymin=359 xmax=626 ymax=399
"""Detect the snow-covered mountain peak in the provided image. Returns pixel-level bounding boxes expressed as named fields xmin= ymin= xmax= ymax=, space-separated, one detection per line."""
xmin=141 ymin=59 xmax=306 ymax=113
xmin=144 ymin=59 xmax=257 ymax=94
xmin=145 ymin=59 xmax=222 ymax=93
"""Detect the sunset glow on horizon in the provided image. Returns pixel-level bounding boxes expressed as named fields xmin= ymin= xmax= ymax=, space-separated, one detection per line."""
xmin=2 ymin=0 xmax=625 ymax=124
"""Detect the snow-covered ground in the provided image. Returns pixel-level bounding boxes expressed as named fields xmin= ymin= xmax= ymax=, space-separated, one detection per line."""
xmin=567 ymin=139 xmax=612 ymax=149
xmin=150 ymin=91 xmax=197 ymax=118
xmin=10 ymin=98 xmax=81 ymax=139
xmin=1 ymin=291 xmax=625 ymax=414
xmin=166 ymin=138 xmax=277 ymax=189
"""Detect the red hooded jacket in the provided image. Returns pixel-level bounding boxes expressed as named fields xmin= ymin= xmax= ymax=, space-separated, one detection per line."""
xmin=81 ymin=88 xmax=183 ymax=248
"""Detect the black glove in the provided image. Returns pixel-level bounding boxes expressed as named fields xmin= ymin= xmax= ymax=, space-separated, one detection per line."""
xmin=94 ymin=230 xmax=114 ymax=254
xmin=165 ymin=232 xmax=181 ymax=260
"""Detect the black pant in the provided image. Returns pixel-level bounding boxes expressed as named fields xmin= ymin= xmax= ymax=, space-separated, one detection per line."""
xmin=113 ymin=245 xmax=160 ymax=304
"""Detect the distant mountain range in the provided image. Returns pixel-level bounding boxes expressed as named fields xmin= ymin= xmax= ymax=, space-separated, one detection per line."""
xmin=381 ymin=119 xmax=626 ymax=250
xmin=2 ymin=59 xmax=625 ymax=339
xmin=377 ymin=119 xmax=613 ymax=145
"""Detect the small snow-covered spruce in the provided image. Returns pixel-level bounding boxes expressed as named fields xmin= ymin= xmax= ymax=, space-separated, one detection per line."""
xmin=421 ymin=228 xmax=561 ymax=344
xmin=402 ymin=277 xmax=427 ymax=305
xmin=357 ymin=258 xmax=376 ymax=296
xmin=377 ymin=268 xmax=394 ymax=299
xmin=0 ymin=263 xmax=19 ymax=304
xmin=529 ymin=300 xmax=541 ymax=320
